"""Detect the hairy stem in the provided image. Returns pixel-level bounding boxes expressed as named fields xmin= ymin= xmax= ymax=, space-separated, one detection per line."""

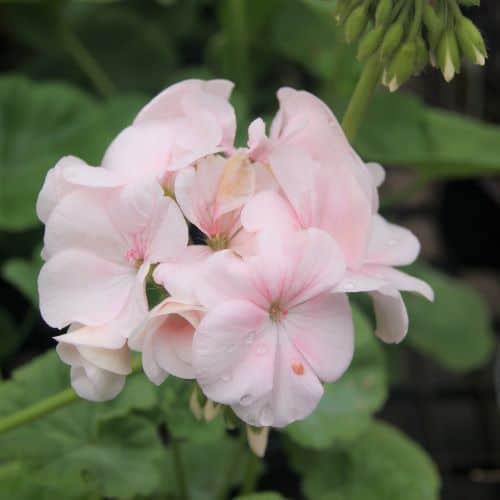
xmin=60 ymin=21 xmax=116 ymax=97
xmin=171 ymin=439 xmax=190 ymax=500
xmin=0 ymin=358 xmax=143 ymax=436
xmin=341 ymin=55 xmax=383 ymax=141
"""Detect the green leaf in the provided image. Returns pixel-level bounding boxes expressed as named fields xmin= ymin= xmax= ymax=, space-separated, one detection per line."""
xmin=0 ymin=75 xmax=143 ymax=231
xmin=235 ymin=493 xmax=285 ymax=500
xmin=2 ymin=246 xmax=42 ymax=306
xmin=284 ymin=307 xmax=388 ymax=449
xmin=405 ymin=263 xmax=495 ymax=373
xmin=356 ymin=92 xmax=500 ymax=178
xmin=0 ymin=307 xmax=27 ymax=366
xmin=160 ymin=377 xmax=226 ymax=444
xmin=288 ymin=421 xmax=440 ymax=500
xmin=0 ymin=350 xmax=163 ymax=499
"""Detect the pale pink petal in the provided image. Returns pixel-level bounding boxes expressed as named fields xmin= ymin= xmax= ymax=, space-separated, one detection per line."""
xmin=146 ymin=196 xmax=188 ymax=263
xmin=134 ymin=79 xmax=236 ymax=151
xmin=193 ymin=300 xmax=274 ymax=405
xmin=366 ymin=162 xmax=386 ymax=187
xmin=335 ymin=270 xmax=387 ymax=293
xmin=247 ymin=118 xmax=273 ymax=161
xmin=250 ymin=229 xmax=345 ymax=309
xmin=364 ymin=265 xmax=434 ymax=301
xmin=370 ymin=288 xmax=409 ymax=343
xmin=153 ymin=245 xmax=212 ymax=302
xmin=36 ymin=157 xmax=86 ymax=224
xmin=269 ymin=146 xmax=371 ymax=267
xmin=38 ymin=249 xmax=134 ymax=328
xmin=136 ymin=299 xmax=203 ymax=382
xmin=232 ymin=328 xmax=324 ymax=428
xmin=196 ymin=251 xmax=265 ymax=309
xmin=241 ymin=190 xmax=299 ymax=234
xmin=101 ymin=123 xmax=174 ymax=182
xmin=54 ymin=324 xmax=126 ymax=350
xmin=174 ymin=159 xmax=225 ymax=236
xmin=285 ymin=293 xmax=354 ymax=382
xmin=43 ymin=189 xmax=128 ymax=263
xmin=57 ymin=343 xmax=128 ymax=401
xmin=366 ymin=215 xmax=421 ymax=267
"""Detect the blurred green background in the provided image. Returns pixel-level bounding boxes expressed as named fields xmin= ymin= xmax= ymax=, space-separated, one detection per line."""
xmin=0 ymin=1 xmax=499 ymax=499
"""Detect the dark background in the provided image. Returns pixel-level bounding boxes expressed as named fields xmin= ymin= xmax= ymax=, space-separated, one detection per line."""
xmin=0 ymin=1 xmax=499 ymax=499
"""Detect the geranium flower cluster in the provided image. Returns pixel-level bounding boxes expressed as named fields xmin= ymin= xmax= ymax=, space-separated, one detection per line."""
xmin=37 ymin=80 xmax=433 ymax=429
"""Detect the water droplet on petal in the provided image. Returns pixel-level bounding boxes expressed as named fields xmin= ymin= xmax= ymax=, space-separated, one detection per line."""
xmin=260 ymin=405 xmax=273 ymax=426
xmin=256 ymin=344 xmax=267 ymax=356
xmin=388 ymin=238 xmax=397 ymax=247
xmin=240 ymin=394 xmax=253 ymax=406
xmin=245 ymin=332 xmax=256 ymax=345
xmin=344 ymin=280 xmax=356 ymax=291
xmin=221 ymin=373 xmax=232 ymax=382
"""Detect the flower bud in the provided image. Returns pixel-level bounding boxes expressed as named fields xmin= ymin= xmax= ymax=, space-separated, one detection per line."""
xmin=345 ymin=4 xmax=368 ymax=44
xmin=246 ymin=425 xmax=270 ymax=458
xmin=203 ymin=400 xmax=221 ymax=422
xmin=384 ymin=41 xmax=417 ymax=92
xmin=375 ymin=0 xmax=393 ymax=26
xmin=189 ymin=385 xmax=206 ymax=421
xmin=357 ymin=25 xmax=385 ymax=61
xmin=456 ymin=16 xmax=487 ymax=66
xmin=437 ymin=29 xmax=461 ymax=82
xmin=333 ymin=0 xmax=350 ymax=23
xmin=380 ymin=22 xmax=404 ymax=61
xmin=422 ymin=3 xmax=443 ymax=51
xmin=413 ymin=36 xmax=429 ymax=75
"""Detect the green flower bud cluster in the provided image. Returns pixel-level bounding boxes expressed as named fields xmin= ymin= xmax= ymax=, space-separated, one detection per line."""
xmin=334 ymin=0 xmax=487 ymax=91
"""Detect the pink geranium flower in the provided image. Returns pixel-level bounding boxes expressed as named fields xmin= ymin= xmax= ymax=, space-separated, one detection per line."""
xmin=192 ymin=229 xmax=353 ymax=428
xmin=38 ymin=181 xmax=188 ymax=337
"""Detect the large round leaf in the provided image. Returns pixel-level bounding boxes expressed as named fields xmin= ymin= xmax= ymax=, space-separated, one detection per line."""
xmin=0 ymin=75 xmax=143 ymax=231
xmin=287 ymin=421 xmax=440 ymax=500
xmin=405 ymin=263 xmax=495 ymax=373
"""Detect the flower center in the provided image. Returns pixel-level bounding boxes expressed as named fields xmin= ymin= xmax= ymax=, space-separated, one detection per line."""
xmin=126 ymin=234 xmax=145 ymax=268
xmin=207 ymin=233 xmax=230 ymax=251
xmin=269 ymin=301 xmax=287 ymax=322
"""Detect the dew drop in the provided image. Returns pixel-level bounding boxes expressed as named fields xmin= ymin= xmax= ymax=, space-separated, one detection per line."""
xmin=260 ymin=405 xmax=273 ymax=426
xmin=240 ymin=394 xmax=253 ymax=406
xmin=256 ymin=344 xmax=267 ymax=356
xmin=344 ymin=280 xmax=356 ymax=291
xmin=245 ymin=332 xmax=256 ymax=345
xmin=220 ymin=373 xmax=232 ymax=382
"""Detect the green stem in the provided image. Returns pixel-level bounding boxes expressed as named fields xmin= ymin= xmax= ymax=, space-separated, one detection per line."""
xmin=223 ymin=0 xmax=252 ymax=101
xmin=341 ymin=55 xmax=383 ymax=141
xmin=0 ymin=387 xmax=77 ymax=435
xmin=0 ymin=357 xmax=143 ymax=436
xmin=171 ymin=439 xmax=190 ymax=500
xmin=240 ymin=451 xmax=260 ymax=495
xmin=60 ymin=21 xmax=116 ymax=97
xmin=217 ymin=436 xmax=245 ymax=500
xmin=409 ymin=0 xmax=424 ymax=40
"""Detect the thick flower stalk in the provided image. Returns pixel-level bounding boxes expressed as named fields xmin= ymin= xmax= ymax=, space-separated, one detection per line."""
xmin=36 ymin=79 xmax=433 ymax=454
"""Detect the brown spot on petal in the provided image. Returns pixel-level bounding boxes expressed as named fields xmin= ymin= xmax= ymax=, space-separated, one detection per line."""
xmin=292 ymin=361 xmax=304 ymax=376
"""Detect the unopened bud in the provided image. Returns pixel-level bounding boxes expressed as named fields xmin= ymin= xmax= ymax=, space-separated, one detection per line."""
xmin=333 ymin=0 xmax=350 ymax=23
xmin=357 ymin=25 xmax=385 ymax=61
xmin=456 ymin=17 xmax=487 ymax=66
xmin=414 ymin=36 xmax=429 ymax=75
xmin=422 ymin=4 xmax=443 ymax=50
xmin=375 ymin=0 xmax=393 ymax=26
xmin=437 ymin=29 xmax=461 ymax=82
xmin=189 ymin=385 xmax=206 ymax=421
xmin=380 ymin=22 xmax=404 ymax=61
xmin=246 ymin=425 xmax=270 ymax=458
xmin=384 ymin=41 xmax=416 ymax=92
xmin=203 ymin=400 xmax=221 ymax=422
xmin=345 ymin=4 xmax=368 ymax=44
